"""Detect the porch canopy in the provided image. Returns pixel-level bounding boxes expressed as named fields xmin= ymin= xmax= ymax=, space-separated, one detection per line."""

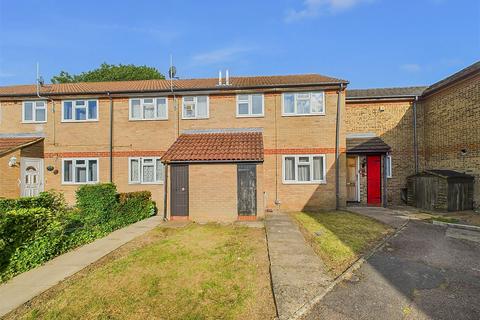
xmin=0 ymin=137 xmax=44 ymax=157
xmin=346 ymin=136 xmax=391 ymax=154
xmin=161 ymin=128 xmax=264 ymax=163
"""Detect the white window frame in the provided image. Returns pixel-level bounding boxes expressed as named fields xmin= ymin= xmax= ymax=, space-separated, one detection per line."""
xmin=129 ymin=97 xmax=168 ymax=121
xmin=182 ymin=96 xmax=209 ymax=119
xmin=62 ymin=99 xmax=99 ymax=122
xmin=128 ymin=157 xmax=164 ymax=185
xmin=282 ymin=92 xmax=325 ymax=116
xmin=236 ymin=94 xmax=264 ymax=117
xmin=61 ymin=158 xmax=99 ymax=185
xmin=22 ymin=101 xmax=47 ymax=123
xmin=386 ymin=155 xmax=392 ymax=178
xmin=282 ymin=154 xmax=327 ymax=184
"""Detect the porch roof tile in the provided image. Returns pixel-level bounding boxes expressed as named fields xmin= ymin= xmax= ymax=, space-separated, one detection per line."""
xmin=0 ymin=137 xmax=44 ymax=156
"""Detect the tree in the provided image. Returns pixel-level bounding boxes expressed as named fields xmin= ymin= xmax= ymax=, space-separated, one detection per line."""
xmin=51 ymin=63 xmax=165 ymax=83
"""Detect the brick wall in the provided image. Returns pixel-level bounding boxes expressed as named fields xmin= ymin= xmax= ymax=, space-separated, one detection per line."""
xmin=0 ymin=149 xmax=21 ymax=198
xmin=345 ymin=100 xmax=415 ymax=204
xmin=419 ymin=73 xmax=480 ymax=208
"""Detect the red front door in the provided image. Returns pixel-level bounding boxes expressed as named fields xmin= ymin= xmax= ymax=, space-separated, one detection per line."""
xmin=367 ymin=155 xmax=382 ymax=205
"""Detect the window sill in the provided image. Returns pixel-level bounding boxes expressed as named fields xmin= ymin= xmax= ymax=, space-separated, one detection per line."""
xmin=61 ymin=182 xmax=99 ymax=185
xmin=61 ymin=120 xmax=99 ymax=123
xmin=181 ymin=117 xmax=210 ymax=120
xmin=281 ymin=113 xmax=326 ymax=117
xmin=129 ymin=182 xmax=164 ymax=185
xmin=128 ymin=118 xmax=168 ymax=122
xmin=282 ymin=181 xmax=327 ymax=185
xmin=236 ymin=114 xmax=265 ymax=118
xmin=22 ymin=121 xmax=47 ymax=124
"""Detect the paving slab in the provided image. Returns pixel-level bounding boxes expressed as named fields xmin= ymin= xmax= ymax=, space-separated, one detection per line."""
xmin=0 ymin=215 xmax=163 ymax=317
xmin=266 ymin=213 xmax=332 ymax=319
xmin=446 ymin=227 xmax=480 ymax=243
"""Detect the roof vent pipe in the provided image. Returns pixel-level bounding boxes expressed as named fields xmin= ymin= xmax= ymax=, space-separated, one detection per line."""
xmin=226 ymin=69 xmax=230 ymax=85
xmin=218 ymin=70 xmax=222 ymax=85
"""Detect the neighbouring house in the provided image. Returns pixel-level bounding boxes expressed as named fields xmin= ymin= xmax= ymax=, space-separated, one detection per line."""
xmin=0 ymin=74 xmax=348 ymax=222
xmin=345 ymin=61 xmax=479 ymax=209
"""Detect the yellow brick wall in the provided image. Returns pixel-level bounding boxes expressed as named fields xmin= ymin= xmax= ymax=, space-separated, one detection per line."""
xmin=345 ymin=100 xmax=415 ymax=204
xmin=0 ymin=149 xmax=21 ymax=198
xmin=419 ymin=74 xmax=480 ymax=208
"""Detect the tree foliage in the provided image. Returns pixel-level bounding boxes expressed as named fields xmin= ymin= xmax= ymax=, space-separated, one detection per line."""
xmin=51 ymin=63 xmax=165 ymax=83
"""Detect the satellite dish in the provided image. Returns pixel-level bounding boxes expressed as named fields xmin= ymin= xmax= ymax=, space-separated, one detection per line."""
xmin=168 ymin=66 xmax=177 ymax=79
xmin=38 ymin=76 xmax=45 ymax=86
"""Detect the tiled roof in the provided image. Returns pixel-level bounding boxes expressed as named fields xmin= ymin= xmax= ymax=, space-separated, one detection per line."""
xmin=346 ymin=86 xmax=427 ymax=99
xmin=161 ymin=131 xmax=264 ymax=162
xmin=346 ymin=137 xmax=391 ymax=154
xmin=0 ymin=137 xmax=44 ymax=156
xmin=0 ymin=74 xmax=348 ymax=97
xmin=422 ymin=61 xmax=480 ymax=96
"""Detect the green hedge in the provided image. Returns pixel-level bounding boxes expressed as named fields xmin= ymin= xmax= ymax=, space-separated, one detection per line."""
xmin=0 ymin=186 xmax=155 ymax=283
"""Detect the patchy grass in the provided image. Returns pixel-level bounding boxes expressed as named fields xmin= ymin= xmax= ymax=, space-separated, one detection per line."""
xmin=292 ymin=211 xmax=391 ymax=276
xmin=7 ymin=224 xmax=275 ymax=320
xmin=420 ymin=211 xmax=480 ymax=227
xmin=426 ymin=216 xmax=460 ymax=224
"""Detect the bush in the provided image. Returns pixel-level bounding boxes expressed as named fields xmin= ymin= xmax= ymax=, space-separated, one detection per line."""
xmin=76 ymin=183 xmax=117 ymax=226
xmin=0 ymin=191 xmax=67 ymax=214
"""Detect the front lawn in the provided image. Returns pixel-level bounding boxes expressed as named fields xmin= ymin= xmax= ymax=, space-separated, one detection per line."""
xmin=8 ymin=224 xmax=275 ymax=320
xmin=292 ymin=211 xmax=391 ymax=276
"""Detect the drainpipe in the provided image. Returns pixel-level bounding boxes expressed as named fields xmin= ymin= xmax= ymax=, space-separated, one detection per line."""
xmin=335 ymin=83 xmax=344 ymax=210
xmin=36 ymin=78 xmax=56 ymax=145
xmin=163 ymin=163 xmax=168 ymax=220
xmin=108 ymin=92 xmax=113 ymax=182
xmin=413 ymin=96 xmax=419 ymax=174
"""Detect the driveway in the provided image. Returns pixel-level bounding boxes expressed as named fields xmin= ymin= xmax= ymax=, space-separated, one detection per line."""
xmin=301 ymin=207 xmax=480 ymax=320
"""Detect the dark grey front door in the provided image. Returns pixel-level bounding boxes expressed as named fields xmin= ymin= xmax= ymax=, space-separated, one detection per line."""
xmin=171 ymin=165 xmax=189 ymax=216
xmin=237 ymin=164 xmax=257 ymax=216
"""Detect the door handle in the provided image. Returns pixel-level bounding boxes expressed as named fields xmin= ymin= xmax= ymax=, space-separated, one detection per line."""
xmin=181 ymin=187 xmax=185 ymax=191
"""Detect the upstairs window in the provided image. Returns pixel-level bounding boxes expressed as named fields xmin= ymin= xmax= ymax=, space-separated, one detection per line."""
xmin=129 ymin=157 xmax=164 ymax=184
xmin=237 ymin=94 xmax=264 ymax=117
xmin=182 ymin=96 xmax=209 ymax=119
xmin=283 ymin=155 xmax=326 ymax=184
xmin=62 ymin=158 xmax=98 ymax=184
xmin=63 ymin=100 xmax=98 ymax=122
xmin=23 ymin=101 xmax=46 ymax=123
xmin=282 ymin=92 xmax=325 ymax=116
xmin=130 ymin=98 xmax=168 ymax=120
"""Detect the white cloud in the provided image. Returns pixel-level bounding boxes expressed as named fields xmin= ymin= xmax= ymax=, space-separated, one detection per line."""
xmin=400 ymin=63 xmax=421 ymax=72
xmin=285 ymin=0 xmax=372 ymax=22
xmin=191 ymin=46 xmax=254 ymax=65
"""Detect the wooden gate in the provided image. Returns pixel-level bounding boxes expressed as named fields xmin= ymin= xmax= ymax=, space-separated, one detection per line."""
xmin=237 ymin=164 xmax=257 ymax=216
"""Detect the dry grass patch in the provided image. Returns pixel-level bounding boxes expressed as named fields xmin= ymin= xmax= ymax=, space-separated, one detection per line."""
xmin=292 ymin=211 xmax=391 ymax=276
xmin=7 ymin=224 xmax=275 ymax=320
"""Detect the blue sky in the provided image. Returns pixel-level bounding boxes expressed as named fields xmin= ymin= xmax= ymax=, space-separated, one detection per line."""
xmin=0 ymin=0 xmax=478 ymax=88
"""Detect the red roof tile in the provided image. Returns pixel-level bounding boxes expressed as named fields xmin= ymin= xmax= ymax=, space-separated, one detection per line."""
xmin=161 ymin=132 xmax=264 ymax=162
xmin=0 ymin=137 xmax=44 ymax=156
xmin=0 ymin=74 xmax=347 ymax=97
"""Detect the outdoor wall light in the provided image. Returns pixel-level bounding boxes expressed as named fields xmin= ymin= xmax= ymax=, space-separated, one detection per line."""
xmin=460 ymin=149 xmax=467 ymax=156
xmin=8 ymin=156 xmax=17 ymax=167
xmin=46 ymin=165 xmax=55 ymax=172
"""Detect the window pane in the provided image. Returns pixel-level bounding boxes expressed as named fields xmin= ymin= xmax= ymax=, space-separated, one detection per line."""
xmin=143 ymin=102 xmax=155 ymax=119
xmin=24 ymin=102 xmax=33 ymax=121
xmin=238 ymin=102 xmax=249 ymax=115
xmin=313 ymin=157 xmax=323 ymax=181
xmin=64 ymin=101 xmax=73 ymax=119
xmin=35 ymin=107 xmax=46 ymax=122
xmin=299 ymin=156 xmax=309 ymax=163
xmin=311 ymin=93 xmax=324 ymax=113
xmin=75 ymin=101 xmax=87 ymax=120
xmin=76 ymin=166 xmax=87 ymax=183
xmin=183 ymin=101 xmax=195 ymax=118
xmin=88 ymin=160 xmax=97 ymax=182
xmin=156 ymin=159 xmax=164 ymax=182
xmin=64 ymin=160 xmax=73 ymax=182
xmin=297 ymin=99 xmax=310 ymax=114
xmin=298 ymin=165 xmax=310 ymax=182
xmin=197 ymin=96 xmax=208 ymax=117
xmin=284 ymin=157 xmax=295 ymax=181
xmin=238 ymin=94 xmax=248 ymax=101
xmin=88 ymin=101 xmax=97 ymax=119
xmin=36 ymin=101 xmax=45 ymax=107
xmin=131 ymin=99 xmax=141 ymax=119
xmin=252 ymin=95 xmax=263 ymax=114
xmin=156 ymin=98 xmax=167 ymax=118
xmin=283 ymin=94 xmax=294 ymax=114
xmin=143 ymin=164 xmax=155 ymax=183
xmin=130 ymin=159 xmax=140 ymax=182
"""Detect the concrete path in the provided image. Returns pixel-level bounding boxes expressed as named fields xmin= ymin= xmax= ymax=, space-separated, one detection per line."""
xmin=266 ymin=213 xmax=331 ymax=319
xmin=0 ymin=215 xmax=163 ymax=317
xmin=302 ymin=208 xmax=480 ymax=320
xmin=347 ymin=206 xmax=413 ymax=228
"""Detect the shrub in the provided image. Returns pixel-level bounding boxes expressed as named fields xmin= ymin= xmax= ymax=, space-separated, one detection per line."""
xmin=76 ymin=183 xmax=117 ymax=226
xmin=118 ymin=191 xmax=152 ymax=205
xmin=113 ymin=191 xmax=155 ymax=227
xmin=0 ymin=191 xmax=67 ymax=214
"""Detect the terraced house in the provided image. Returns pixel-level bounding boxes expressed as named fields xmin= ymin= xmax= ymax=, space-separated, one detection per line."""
xmin=0 ymin=61 xmax=478 ymax=221
xmin=0 ymin=74 xmax=348 ymax=221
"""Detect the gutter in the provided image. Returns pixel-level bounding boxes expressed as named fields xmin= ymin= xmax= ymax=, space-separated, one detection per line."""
xmin=335 ymin=83 xmax=344 ymax=210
